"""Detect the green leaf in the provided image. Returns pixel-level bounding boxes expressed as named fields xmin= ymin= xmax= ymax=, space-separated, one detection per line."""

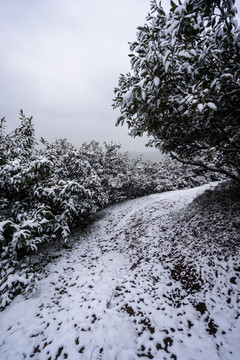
xmin=170 ymin=0 xmax=177 ymax=12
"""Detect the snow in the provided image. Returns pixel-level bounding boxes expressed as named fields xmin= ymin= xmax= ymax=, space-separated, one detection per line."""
xmin=207 ymin=102 xmax=217 ymax=110
xmin=164 ymin=60 xmax=170 ymax=73
xmin=0 ymin=183 xmax=239 ymax=360
xmin=122 ymin=90 xmax=132 ymax=102
xmin=178 ymin=50 xmax=191 ymax=58
xmin=153 ymin=76 xmax=160 ymax=86
xmin=197 ymin=103 xmax=205 ymax=112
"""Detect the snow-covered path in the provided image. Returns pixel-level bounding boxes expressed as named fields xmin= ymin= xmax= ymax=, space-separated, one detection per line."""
xmin=0 ymin=184 xmax=239 ymax=360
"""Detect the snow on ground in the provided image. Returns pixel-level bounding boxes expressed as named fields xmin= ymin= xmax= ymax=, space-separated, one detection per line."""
xmin=0 ymin=183 xmax=239 ymax=360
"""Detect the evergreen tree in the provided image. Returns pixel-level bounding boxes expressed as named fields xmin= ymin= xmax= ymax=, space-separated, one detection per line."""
xmin=113 ymin=0 xmax=240 ymax=181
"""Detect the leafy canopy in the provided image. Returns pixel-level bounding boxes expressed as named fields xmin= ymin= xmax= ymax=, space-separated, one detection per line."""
xmin=113 ymin=0 xmax=240 ymax=181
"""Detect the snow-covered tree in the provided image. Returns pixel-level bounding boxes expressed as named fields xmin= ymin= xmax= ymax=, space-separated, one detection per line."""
xmin=113 ymin=0 xmax=240 ymax=181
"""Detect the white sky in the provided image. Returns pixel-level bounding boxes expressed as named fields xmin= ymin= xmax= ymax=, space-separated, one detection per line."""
xmin=0 ymin=0 xmax=239 ymax=152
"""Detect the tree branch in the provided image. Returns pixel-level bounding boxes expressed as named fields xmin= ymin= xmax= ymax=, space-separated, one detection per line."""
xmin=170 ymin=153 xmax=240 ymax=182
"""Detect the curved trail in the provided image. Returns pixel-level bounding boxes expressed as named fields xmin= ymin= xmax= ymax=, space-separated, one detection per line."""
xmin=0 ymin=184 xmax=239 ymax=360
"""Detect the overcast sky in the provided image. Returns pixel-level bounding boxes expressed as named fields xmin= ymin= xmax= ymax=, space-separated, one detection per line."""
xmin=0 ymin=0 xmax=239 ymax=152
